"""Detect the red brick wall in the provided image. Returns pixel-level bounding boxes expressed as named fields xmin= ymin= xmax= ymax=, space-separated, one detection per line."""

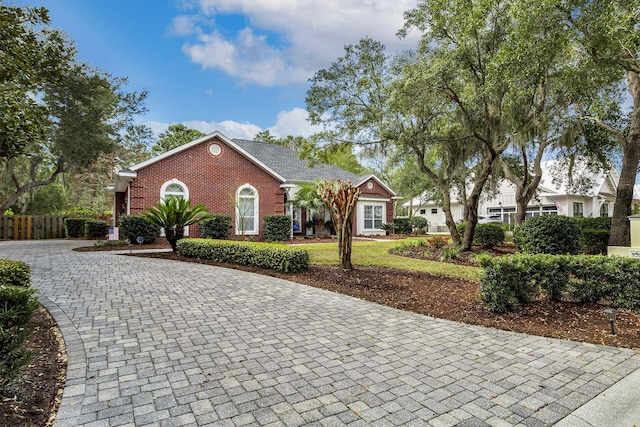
xmin=125 ymin=136 xmax=285 ymax=238
xmin=352 ymin=178 xmax=395 ymax=233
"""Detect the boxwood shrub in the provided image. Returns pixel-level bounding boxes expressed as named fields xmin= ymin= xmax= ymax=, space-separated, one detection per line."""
xmin=119 ymin=215 xmax=161 ymax=244
xmin=84 ymin=219 xmax=108 ymax=239
xmin=393 ymin=218 xmax=411 ymax=234
xmin=176 ymin=238 xmax=309 ymax=273
xmin=479 ymin=254 xmax=640 ymax=312
xmin=473 ymin=223 xmax=505 ymax=249
xmin=581 ymin=229 xmax=610 ymax=255
xmin=263 ymin=215 xmax=291 ymax=241
xmin=513 ymin=215 xmax=581 ymax=255
xmin=0 ymin=259 xmax=30 ymax=287
xmin=200 ymin=215 xmax=232 ymax=240
xmin=65 ymin=218 xmax=89 ymax=238
xmin=0 ymin=258 xmax=38 ymax=388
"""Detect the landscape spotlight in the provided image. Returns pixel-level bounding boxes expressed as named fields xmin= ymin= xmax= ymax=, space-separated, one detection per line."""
xmin=604 ymin=308 xmax=617 ymax=335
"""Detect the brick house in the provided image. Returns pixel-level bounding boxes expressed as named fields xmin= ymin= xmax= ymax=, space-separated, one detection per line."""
xmin=108 ymin=131 xmax=397 ymax=238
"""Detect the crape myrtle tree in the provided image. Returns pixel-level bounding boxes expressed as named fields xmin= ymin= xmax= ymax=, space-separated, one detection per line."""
xmin=318 ymin=179 xmax=360 ymax=270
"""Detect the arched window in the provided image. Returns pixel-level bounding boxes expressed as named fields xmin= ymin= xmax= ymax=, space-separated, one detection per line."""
xmin=236 ymin=184 xmax=258 ymax=235
xmin=160 ymin=179 xmax=188 ymax=200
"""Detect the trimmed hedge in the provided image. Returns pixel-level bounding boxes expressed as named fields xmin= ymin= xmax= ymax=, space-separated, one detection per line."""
xmin=84 ymin=219 xmax=108 ymax=239
xmin=119 ymin=215 xmax=161 ymax=244
xmin=513 ymin=215 xmax=581 ymax=255
xmin=0 ymin=258 xmax=38 ymax=388
xmin=65 ymin=218 xmax=89 ymax=238
xmin=473 ymin=223 xmax=505 ymax=249
xmin=581 ymin=229 xmax=610 ymax=255
xmin=176 ymin=238 xmax=309 ymax=273
xmin=263 ymin=215 xmax=291 ymax=242
xmin=0 ymin=259 xmax=30 ymax=287
xmin=200 ymin=215 xmax=232 ymax=240
xmin=409 ymin=216 xmax=429 ymax=233
xmin=394 ymin=218 xmax=411 ymax=234
xmin=479 ymin=254 xmax=640 ymax=312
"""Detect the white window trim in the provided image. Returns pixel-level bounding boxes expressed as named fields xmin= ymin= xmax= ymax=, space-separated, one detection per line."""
xmin=159 ymin=179 xmax=190 ymax=236
xmin=363 ymin=203 xmax=385 ymax=230
xmin=160 ymin=178 xmax=189 ymax=200
xmin=236 ymin=184 xmax=259 ymax=236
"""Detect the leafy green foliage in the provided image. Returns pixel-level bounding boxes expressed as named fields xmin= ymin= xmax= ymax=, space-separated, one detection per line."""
xmin=513 ymin=215 xmax=581 ymax=255
xmin=84 ymin=219 xmax=108 ymax=239
xmin=118 ymin=215 xmax=160 ymax=244
xmin=151 ymin=124 xmax=205 ymax=155
xmin=473 ymin=223 xmax=505 ymax=249
xmin=64 ymin=218 xmax=89 ymax=238
xmin=581 ymin=229 xmax=610 ymax=255
xmin=200 ymin=215 xmax=232 ymax=240
xmin=409 ymin=216 xmax=428 ymax=234
xmin=479 ymin=254 xmax=640 ymax=312
xmin=0 ymin=257 xmax=38 ymax=388
xmin=263 ymin=215 xmax=291 ymax=242
xmin=176 ymin=238 xmax=309 ymax=273
xmin=393 ymin=218 xmax=411 ymax=234
xmin=140 ymin=197 xmax=212 ymax=252
xmin=0 ymin=259 xmax=30 ymax=287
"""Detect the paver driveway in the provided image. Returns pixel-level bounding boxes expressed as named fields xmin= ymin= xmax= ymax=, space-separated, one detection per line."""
xmin=2 ymin=240 xmax=639 ymax=427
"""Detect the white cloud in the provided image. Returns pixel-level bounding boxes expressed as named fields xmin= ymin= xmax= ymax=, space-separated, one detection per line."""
xmin=177 ymin=0 xmax=419 ymax=86
xmin=269 ymin=108 xmax=322 ymax=138
xmin=144 ymin=119 xmax=261 ymax=140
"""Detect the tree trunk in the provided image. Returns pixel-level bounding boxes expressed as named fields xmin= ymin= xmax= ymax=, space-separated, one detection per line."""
xmin=340 ymin=223 xmax=353 ymax=269
xmin=609 ymin=71 xmax=640 ymax=247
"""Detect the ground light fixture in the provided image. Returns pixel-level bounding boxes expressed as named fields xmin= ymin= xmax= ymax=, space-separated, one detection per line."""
xmin=604 ymin=308 xmax=617 ymax=335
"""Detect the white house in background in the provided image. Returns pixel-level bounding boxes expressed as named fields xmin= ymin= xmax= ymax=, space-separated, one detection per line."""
xmin=404 ymin=160 xmax=619 ymax=231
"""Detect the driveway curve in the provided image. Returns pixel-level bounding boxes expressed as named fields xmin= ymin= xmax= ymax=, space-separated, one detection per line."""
xmin=2 ymin=240 xmax=639 ymax=427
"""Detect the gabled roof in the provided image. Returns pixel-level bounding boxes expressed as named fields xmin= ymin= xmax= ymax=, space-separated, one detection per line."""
xmin=114 ymin=131 xmax=395 ymax=195
xmin=232 ymin=139 xmax=362 ymax=183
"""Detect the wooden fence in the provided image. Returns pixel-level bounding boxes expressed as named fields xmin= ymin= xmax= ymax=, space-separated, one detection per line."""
xmin=0 ymin=215 xmax=112 ymax=240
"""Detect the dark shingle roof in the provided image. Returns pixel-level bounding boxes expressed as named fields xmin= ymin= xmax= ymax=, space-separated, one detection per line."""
xmin=232 ymin=139 xmax=363 ymax=183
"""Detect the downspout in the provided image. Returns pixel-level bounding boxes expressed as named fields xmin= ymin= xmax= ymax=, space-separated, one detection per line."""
xmin=127 ymin=182 xmax=131 ymax=215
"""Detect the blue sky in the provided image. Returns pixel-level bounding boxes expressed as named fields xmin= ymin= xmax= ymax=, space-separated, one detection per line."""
xmin=17 ymin=0 xmax=419 ymax=140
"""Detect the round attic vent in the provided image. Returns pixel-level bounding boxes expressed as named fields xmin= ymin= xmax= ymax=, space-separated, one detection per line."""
xmin=367 ymin=181 xmax=374 ymax=190
xmin=209 ymin=143 xmax=221 ymax=156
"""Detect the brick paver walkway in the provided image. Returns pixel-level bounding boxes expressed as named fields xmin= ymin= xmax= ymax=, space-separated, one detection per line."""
xmin=2 ymin=240 xmax=639 ymax=427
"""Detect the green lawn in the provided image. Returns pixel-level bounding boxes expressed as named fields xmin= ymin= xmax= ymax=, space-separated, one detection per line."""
xmin=294 ymin=239 xmax=480 ymax=282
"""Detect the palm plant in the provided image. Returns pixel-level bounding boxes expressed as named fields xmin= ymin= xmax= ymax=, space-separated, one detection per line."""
xmin=141 ymin=196 xmax=212 ymax=252
xmin=291 ymin=182 xmax=329 ymax=236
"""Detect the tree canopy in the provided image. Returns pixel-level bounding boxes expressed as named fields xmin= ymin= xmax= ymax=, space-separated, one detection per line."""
xmin=151 ymin=124 xmax=205 ymax=155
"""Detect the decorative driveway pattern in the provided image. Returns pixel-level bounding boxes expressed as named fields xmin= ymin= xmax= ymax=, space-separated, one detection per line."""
xmin=2 ymin=240 xmax=639 ymax=427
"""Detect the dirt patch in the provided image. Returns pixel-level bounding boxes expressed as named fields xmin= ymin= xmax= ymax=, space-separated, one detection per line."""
xmin=0 ymin=308 xmax=66 ymax=426
xmin=133 ymin=251 xmax=640 ymax=349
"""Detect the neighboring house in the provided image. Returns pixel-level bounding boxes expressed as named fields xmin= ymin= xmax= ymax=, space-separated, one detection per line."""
xmin=107 ymin=131 xmax=397 ymax=238
xmin=404 ymin=160 xmax=619 ymax=231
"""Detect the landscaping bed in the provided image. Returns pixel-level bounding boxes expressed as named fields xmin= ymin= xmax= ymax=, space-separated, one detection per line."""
xmin=0 ymin=307 xmax=66 ymax=427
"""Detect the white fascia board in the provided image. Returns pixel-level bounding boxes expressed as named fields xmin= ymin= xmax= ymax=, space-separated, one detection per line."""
xmin=126 ymin=131 xmax=286 ymax=183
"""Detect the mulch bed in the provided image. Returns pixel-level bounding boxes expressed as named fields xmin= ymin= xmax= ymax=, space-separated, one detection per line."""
xmin=0 ymin=308 xmax=66 ymax=427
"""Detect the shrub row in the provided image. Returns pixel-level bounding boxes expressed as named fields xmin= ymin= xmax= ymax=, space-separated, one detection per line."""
xmin=64 ymin=218 xmax=110 ymax=239
xmin=176 ymin=238 xmax=310 ymax=273
xmin=479 ymin=254 xmax=640 ymax=312
xmin=0 ymin=259 xmax=38 ymax=387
